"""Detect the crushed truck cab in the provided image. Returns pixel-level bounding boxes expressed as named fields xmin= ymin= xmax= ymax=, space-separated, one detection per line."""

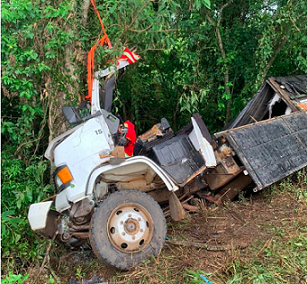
xmin=28 ymin=62 xmax=218 ymax=269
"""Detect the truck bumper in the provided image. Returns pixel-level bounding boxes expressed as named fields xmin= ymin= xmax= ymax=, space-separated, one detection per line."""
xmin=28 ymin=201 xmax=59 ymax=238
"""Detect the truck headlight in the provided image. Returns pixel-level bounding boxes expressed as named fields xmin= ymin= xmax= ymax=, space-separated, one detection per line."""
xmin=57 ymin=166 xmax=73 ymax=184
xmin=53 ymin=165 xmax=73 ymax=191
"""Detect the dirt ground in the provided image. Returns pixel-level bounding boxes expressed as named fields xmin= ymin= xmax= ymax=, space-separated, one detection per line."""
xmin=28 ymin=183 xmax=307 ymax=284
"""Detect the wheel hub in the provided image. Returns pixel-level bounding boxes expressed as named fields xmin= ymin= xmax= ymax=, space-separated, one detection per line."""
xmin=107 ymin=203 xmax=154 ymax=253
xmin=125 ymin=218 xmax=139 ymax=234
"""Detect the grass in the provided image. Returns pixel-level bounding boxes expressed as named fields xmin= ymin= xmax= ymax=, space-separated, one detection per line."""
xmin=214 ymin=174 xmax=307 ymax=284
xmin=4 ymin=171 xmax=307 ymax=284
xmin=223 ymin=230 xmax=307 ymax=284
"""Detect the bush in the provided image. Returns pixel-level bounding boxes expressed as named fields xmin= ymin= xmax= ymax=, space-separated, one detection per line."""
xmin=1 ymin=149 xmax=53 ymax=273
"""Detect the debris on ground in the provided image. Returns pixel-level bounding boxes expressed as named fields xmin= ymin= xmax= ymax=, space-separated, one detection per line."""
xmin=69 ymin=274 xmax=108 ymax=284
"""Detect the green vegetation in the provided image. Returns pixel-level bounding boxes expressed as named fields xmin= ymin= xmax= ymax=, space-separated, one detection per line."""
xmin=1 ymin=0 xmax=307 ymax=281
xmin=222 ymin=181 xmax=307 ymax=284
xmin=1 ymin=272 xmax=29 ymax=284
xmin=1 ymin=152 xmax=53 ymax=271
xmin=225 ymin=234 xmax=307 ymax=283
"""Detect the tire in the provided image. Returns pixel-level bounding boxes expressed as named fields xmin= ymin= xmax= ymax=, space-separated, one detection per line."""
xmin=89 ymin=189 xmax=167 ymax=270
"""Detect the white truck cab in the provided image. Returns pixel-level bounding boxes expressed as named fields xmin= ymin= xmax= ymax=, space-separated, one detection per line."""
xmin=28 ymin=63 xmax=216 ymax=270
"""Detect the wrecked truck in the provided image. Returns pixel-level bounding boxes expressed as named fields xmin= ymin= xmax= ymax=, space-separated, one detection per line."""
xmin=27 ymin=0 xmax=307 ymax=269
xmin=28 ymin=64 xmax=307 ymax=270
xmin=205 ymin=75 xmax=307 ymax=205
xmin=27 ymin=59 xmax=219 ymax=270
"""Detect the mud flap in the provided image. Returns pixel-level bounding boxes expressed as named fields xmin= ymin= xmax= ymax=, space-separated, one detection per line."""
xmin=169 ymin=192 xmax=185 ymax=221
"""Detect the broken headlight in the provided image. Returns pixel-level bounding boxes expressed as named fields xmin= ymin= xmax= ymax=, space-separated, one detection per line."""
xmin=53 ymin=165 xmax=73 ymax=192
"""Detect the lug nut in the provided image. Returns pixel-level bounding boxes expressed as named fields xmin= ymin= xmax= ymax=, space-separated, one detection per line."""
xmin=122 ymin=232 xmax=126 ymax=236
xmin=120 ymin=221 xmax=124 ymax=225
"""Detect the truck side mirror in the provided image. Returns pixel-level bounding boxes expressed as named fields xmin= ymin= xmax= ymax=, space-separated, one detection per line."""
xmin=62 ymin=106 xmax=82 ymax=125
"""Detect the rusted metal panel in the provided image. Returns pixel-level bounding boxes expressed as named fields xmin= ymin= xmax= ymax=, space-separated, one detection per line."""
xmin=221 ymin=112 xmax=307 ymax=190
xmin=169 ymin=192 xmax=185 ymax=221
xmin=147 ymin=188 xmax=182 ymax=203
xmin=204 ymin=157 xmax=242 ymax=190
xmin=37 ymin=210 xmax=59 ymax=239
xmin=211 ymin=172 xmax=253 ymax=205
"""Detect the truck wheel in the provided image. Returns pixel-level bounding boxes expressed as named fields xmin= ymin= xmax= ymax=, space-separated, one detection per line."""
xmin=89 ymin=189 xmax=167 ymax=270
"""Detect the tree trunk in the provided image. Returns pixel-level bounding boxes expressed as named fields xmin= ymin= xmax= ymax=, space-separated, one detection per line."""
xmin=46 ymin=0 xmax=87 ymax=179
xmin=206 ymin=0 xmax=233 ymax=125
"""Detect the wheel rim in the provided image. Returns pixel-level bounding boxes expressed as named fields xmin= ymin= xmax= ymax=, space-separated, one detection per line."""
xmin=107 ymin=203 xmax=154 ymax=253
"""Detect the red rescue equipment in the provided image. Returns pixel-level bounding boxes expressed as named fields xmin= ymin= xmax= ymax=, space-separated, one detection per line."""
xmin=86 ymin=0 xmax=112 ymax=102
xmin=85 ymin=1 xmax=140 ymax=102
xmin=123 ymin=120 xmax=136 ymax=157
